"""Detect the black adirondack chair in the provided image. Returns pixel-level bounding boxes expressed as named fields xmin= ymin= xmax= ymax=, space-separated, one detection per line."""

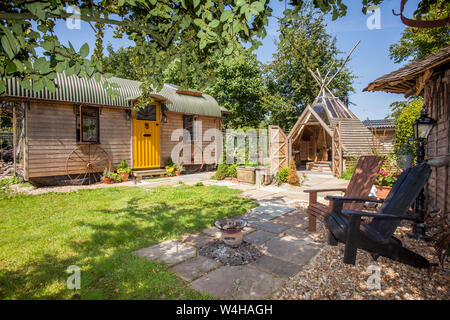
xmin=324 ymin=163 xmax=432 ymax=268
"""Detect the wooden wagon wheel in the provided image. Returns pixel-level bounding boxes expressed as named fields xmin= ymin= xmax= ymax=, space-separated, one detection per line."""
xmin=66 ymin=145 xmax=111 ymax=185
xmin=181 ymin=144 xmax=205 ymax=174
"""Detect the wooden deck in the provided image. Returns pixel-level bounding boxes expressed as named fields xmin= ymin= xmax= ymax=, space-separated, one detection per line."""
xmin=306 ymin=161 xmax=332 ymax=172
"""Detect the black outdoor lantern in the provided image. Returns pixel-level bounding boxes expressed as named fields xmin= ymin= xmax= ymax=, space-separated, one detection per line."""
xmin=409 ymin=104 xmax=436 ymax=240
xmin=413 ymin=106 xmax=436 ymax=141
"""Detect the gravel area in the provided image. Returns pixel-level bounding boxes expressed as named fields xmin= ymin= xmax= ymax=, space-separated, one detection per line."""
xmin=199 ymin=240 xmax=263 ymax=266
xmin=272 ymin=204 xmax=449 ymax=300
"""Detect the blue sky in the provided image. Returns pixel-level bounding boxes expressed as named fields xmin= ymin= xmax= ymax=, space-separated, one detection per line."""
xmin=52 ymin=0 xmax=420 ymax=120
xmin=256 ymin=0 xmax=421 ymax=120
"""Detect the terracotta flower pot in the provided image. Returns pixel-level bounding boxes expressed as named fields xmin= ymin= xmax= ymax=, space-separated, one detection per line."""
xmin=175 ymin=171 xmax=181 ymax=176
xmin=119 ymin=172 xmax=129 ymax=182
xmin=103 ymin=177 xmax=111 ymax=184
xmin=376 ymin=185 xmax=392 ymax=199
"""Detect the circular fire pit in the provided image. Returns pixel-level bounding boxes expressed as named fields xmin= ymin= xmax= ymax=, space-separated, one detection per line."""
xmin=199 ymin=240 xmax=263 ymax=266
xmin=214 ymin=218 xmax=247 ymax=247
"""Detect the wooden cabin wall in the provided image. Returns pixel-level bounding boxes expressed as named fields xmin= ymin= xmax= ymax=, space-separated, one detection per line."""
xmin=425 ymin=68 xmax=449 ymax=217
xmin=198 ymin=116 xmax=221 ymax=165
xmin=100 ymin=107 xmax=132 ymax=169
xmin=26 ymin=102 xmax=131 ymax=180
xmin=292 ymin=126 xmax=332 ymax=165
xmin=160 ymin=112 xmax=222 ymax=166
xmin=293 ymin=126 xmax=315 ymax=163
xmin=160 ymin=112 xmax=183 ymax=166
xmin=371 ymin=129 xmax=396 ymax=154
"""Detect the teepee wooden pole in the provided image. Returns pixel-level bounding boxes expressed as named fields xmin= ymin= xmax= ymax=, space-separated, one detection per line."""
xmin=307 ymin=67 xmax=322 ymax=86
xmin=324 ymin=60 xmax=336 ymax=81
xmin=326 ymin=40 xmax=360 ymax=87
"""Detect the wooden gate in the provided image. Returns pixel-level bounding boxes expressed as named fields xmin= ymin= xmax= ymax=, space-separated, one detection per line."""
xmin=269 ymin=125 xmax=288 ymax=174
xmin=332 ymin=123 xmax=343 ymax=176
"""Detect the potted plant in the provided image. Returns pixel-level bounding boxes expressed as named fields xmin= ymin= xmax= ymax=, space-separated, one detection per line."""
xmin=397 ymin=143 xmax=415 ymax=170
xmin=174 ymin=164 xmax=184 ymax=176
xmin=102 ymin=168 xmax=113 ymax=184
xmin=117 ymin=159 xmax=131 ymax=182
xmin=112 ymin=172 xmax=122 ymax=183
xmin=375 ymin=170 xmax=399 ymax=198
xmin=164 ymin=157 xmax=175 ymax=177
xmin=166 ymin=165 xmax=175 ymax=177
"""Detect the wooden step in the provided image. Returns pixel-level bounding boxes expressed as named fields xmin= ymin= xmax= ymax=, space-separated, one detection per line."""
xmin=306 ymin=162 xmax=332 ymax=172
xmin=132 ymin=169 xmax=167 ymax=179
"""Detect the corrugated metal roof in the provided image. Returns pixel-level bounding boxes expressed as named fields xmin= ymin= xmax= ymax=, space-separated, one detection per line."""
xmin=3 ymin=73 xmax=225 ymax=117
xmin=363 ymin=119 xmax=396 ymax=129
xmin=151 ymin=84 xmax=223 ymax=117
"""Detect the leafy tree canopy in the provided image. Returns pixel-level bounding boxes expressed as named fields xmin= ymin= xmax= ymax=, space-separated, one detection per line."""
xmin=162 ymin=50 xmax=267 ymax=129
xmin=292 ymin=0 xmax=447 ymax=20
xmin=202 ymin=50 xmax=267 ymax=128
xmin=0 ymin=0 xmax=271 ymax=98
xmin=102 ymin=43 xmax=139 ymax=81
xmin=1 ymin=0 xmax=441 ymax=100
xmin=389 ymin=0 xmax=450 ymax=64
xmin=262 ymin=3 xmax=355 ymax=132
xmin=392 ymin=97 xmax=423 ymax=150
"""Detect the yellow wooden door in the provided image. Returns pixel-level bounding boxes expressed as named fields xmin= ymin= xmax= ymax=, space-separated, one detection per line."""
xmin=132 ymin=103 xmax=161 ymax=169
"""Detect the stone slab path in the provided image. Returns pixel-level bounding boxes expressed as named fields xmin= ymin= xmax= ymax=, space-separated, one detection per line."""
xmin=133 ymin=204 xmax=323 ymax=300
xmin=132 ymin=171 xmax=349 ymax=299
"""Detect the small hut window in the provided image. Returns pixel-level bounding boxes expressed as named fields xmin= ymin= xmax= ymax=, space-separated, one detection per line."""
xmin=76 ymin=106 xmax=99 ymax=143
xmin=183 ymin=115 xmax=195 ymax=142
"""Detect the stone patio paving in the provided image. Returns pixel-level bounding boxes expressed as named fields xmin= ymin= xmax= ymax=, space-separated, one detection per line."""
xmin=133 ymin=204 xmax=323 ymax=299
xmin=132 ymin=170 xmax=349 ymax=299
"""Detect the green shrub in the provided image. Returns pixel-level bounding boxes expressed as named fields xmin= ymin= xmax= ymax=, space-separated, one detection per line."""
xmin=287 ymin=160 xmax=300 ymax=185
xmin=194 ymin=182 xmax=204 ymax=187
xmin=278 ymin=167 xmax=289 ymax=183
xmin=227 ymin=164 xmax=238 ymax=178
xmin=117 ymin=159 xmax=131 ymax=174
xmin=165 ymin=157 xmax=174 ymax=167
xmin=394 ymin=97 xmax=422 ymax=150
xmin=215 ymin=164 xmax=229 ymax=180
xmin=339 ymin=157 xmax=359 ymax=180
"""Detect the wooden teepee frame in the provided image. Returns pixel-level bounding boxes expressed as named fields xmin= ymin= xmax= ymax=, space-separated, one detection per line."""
xmin=288 ymin=40 xmax=361 ymax=176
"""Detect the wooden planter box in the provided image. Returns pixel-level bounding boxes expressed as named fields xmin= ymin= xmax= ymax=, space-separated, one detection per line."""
xmin=376 ymin=185 xmax=392 ymax=199
xmin=236 ymin=167 xmax=256 ymax=184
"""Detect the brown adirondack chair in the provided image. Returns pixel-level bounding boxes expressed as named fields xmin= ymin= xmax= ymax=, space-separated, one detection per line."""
xmin=304 ymin=156 xmax=384 ymax=232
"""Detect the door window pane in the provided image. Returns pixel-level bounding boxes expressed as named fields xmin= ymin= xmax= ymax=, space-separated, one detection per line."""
xmin=137 ymin=105 xmax=157 ymax=121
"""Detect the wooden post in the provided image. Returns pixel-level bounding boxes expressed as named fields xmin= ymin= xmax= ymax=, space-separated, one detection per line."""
xmin=308 ymin=191 xmax=318 ymax=232
xmin=12 ymin=104 xmax=16 ymax=177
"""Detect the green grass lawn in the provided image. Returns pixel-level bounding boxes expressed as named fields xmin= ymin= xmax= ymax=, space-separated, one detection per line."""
xmin=0 ymin=185 xmax=257 ymax=299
